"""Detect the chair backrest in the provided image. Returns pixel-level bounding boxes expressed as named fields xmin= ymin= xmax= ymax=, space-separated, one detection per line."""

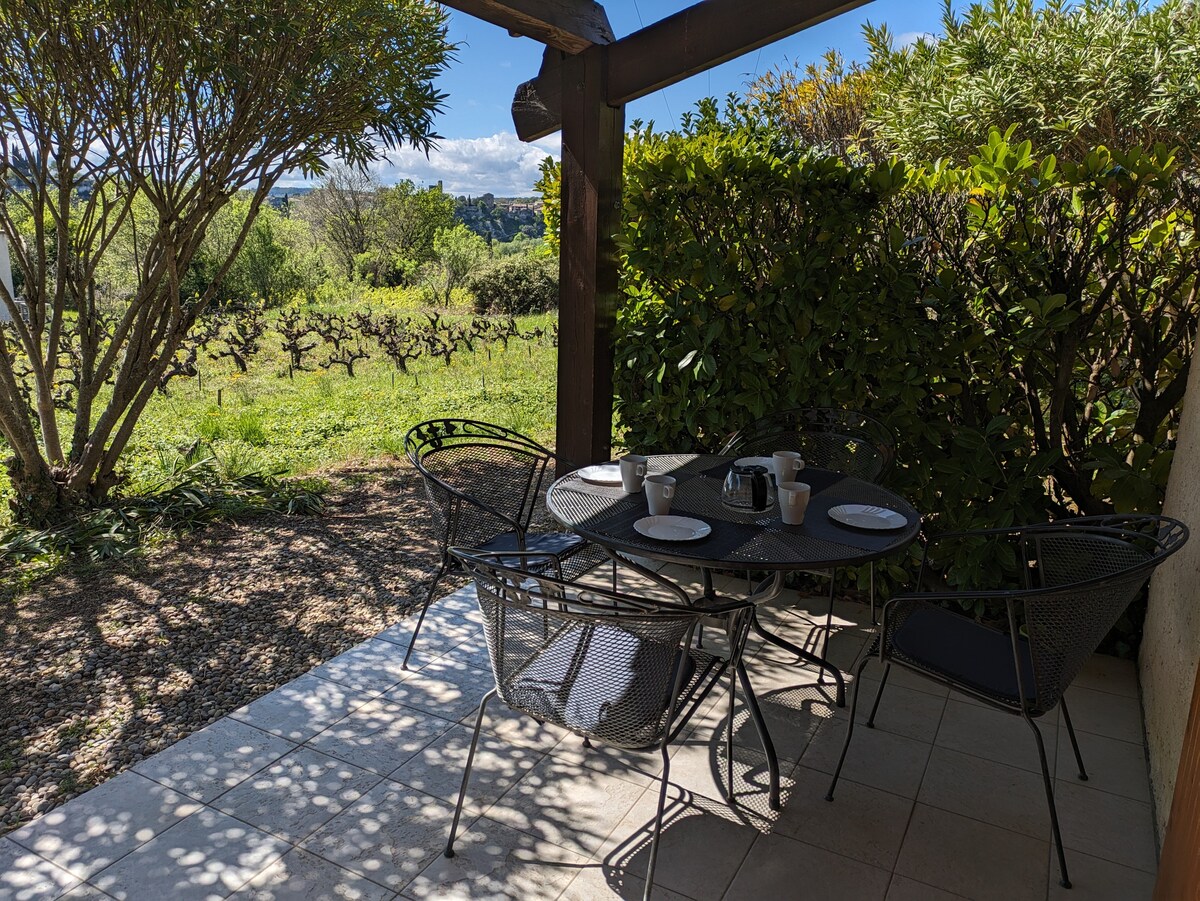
xmin=719 ymin=407 xmax=895 ymax=484
xmin=405 ymin=419 xmax=554 ymax=551
xmin=1018 ymin=515 xmax=1188 ymax=713
xmin=452 ymin=550 xmax=702 ymax=750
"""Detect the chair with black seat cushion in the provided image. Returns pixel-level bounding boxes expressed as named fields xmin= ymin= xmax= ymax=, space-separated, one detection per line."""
xmin=719 ymin=407 xmax=898 ymax=681
xmin=825 ymin=514 xmax=1188 ymax=889
xmin=403 ymin=418 xmax=605 ymax=668
xmin=444 ymin=549 xmax=755 ymax=901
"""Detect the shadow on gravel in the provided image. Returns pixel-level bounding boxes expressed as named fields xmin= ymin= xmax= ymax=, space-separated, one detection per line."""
xmin=0 ymin=460 xmax=451 ymax=833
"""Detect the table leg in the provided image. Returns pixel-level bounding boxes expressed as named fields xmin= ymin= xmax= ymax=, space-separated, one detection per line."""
xmin=752 ymin=608 xmax=847 ymax=707
xmin=736 ymin=659 xmax=781 ymax=811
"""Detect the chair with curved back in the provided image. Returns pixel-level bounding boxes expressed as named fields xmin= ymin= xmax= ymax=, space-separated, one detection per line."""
xmin=825 ymin=514 xmax=1188 ymax=889
xmin=402 ymin=418 xmax=604 ymax=669
xmin=719 ymin=407 xmax=898 ymax=690
xmin=719 ymin=407 xmax=896 ymax=485
xmin=444 ymin=549 xmax=755 ymax=901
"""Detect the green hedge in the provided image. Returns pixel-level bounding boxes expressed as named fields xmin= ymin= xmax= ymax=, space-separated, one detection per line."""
xmin=615 ymin=109 xmax=1198 ymax=628
xmin=469 ymin=254 xmax=559 ymax=315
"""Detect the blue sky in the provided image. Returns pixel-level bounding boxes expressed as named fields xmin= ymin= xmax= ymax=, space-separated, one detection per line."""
xmin=346 ymin=1 xmax=963 ymax=195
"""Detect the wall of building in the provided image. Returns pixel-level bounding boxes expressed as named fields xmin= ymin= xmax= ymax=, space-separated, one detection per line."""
xmin=1142 ymin=357 xmax=1200 ymax=840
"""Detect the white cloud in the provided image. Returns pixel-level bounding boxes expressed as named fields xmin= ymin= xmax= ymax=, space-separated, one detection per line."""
xmin=279 ymin=132 xmax=560 ymax=197
xmin=896 ymin=31 xmax=936 ymax=49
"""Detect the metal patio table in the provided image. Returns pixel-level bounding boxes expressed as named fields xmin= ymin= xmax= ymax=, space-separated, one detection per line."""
xmin=545 ymin=453 xmax=921 ymax=807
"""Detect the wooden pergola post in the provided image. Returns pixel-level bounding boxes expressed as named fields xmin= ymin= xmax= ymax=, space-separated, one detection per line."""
xmin=556 ymin=48 xmax=624 ymax=465
xmin=442 ymin=0 xmax=871 ymax=466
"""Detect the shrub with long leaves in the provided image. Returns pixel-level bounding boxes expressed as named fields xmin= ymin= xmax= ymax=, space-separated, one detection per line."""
xmin=0 ymin=457 xmax=326 ymax=569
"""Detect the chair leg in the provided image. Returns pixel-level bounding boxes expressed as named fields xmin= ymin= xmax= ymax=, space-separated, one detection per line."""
xmin=643 ymin=747 xmax=673 ymax=901
xmin=1026 ymin=716 xmax=1071 ymax=889
xmin=826 ymin=655 xmax=872 ymax=801
xmin=726 ymin=663 xmax=737 ymax=806
xmin=866 ymin=663 xmax=892 ymax=728
xmin=1059 ymin=697 xmax=1088 ymax=781
xmin=869 ymin=561 xmax=877 ymax=626
xmin=817 ymin=573 xmax=836 ymax=686
xmin=403 ymin=564 xmax=448 ymax=670
xmin=445 ymin=689 xmax=494 ymax=858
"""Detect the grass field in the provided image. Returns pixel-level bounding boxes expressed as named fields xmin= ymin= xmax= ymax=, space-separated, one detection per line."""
xmin=0 ymin=309 xmax=559 ymax=517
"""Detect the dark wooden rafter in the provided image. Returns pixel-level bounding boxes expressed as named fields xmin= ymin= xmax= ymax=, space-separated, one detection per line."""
xmin=445 ymin=0 xmax=873 ymax=465
xmin=440 ymin=0 xmax=614 ymax=54
xmin=512 ymin=47 xmax=567 ymax=145
xmin=513 ymin=0 xmax=872 ymax=141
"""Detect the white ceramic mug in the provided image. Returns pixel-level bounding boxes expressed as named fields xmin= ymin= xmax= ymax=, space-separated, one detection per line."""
xmin=645 ymin=475 xmax=676 ymax=516
xmin=778 ymin=481 xmax=811 ymax=525
xmin=772 ymin=450 xmax=804 ymax=485
xmin=620 ymin=454 xmax=648 ymax=493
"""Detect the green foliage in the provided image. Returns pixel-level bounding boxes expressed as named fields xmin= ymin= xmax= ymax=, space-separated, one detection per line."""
xmin=0 ymin=456 xmax=327 ymax=581
xmin=356 ymin=179 xmax=458 ymax=285
xmin=909 ymin=131 xmax=1197 ymax=517
xmin=185 ymin=196 xmax=324 ymax=307
xmin=863 ymin=0 xmax=1200 ymax=166
xmin=616 ymin=106 xmax=1197 ymax=595
xmin=534 ymin=157 xmax=561 ymax=254
xmin=747 ymin=50 xmax=879 ymax=161
xmin=469 ymin=254 xmax=559 ymax=315
xmin=380 ymin=180 xmax=457 ymax=271
xmin=424 ymin=225 xmax=490 ymax=306
xmin=0 ymin=0 xmax=453 ymax=526
xmin=492 ymin=233 xmax=545 ymax=258
xmin=109 ymin=311 xmax=559 ymax=505
xmin=747 ymin=1 xmax=1200 ymax=170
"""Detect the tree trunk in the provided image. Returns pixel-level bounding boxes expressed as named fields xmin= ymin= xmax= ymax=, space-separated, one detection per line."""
xmin=4 ymin=453 xmax=70 ymax=527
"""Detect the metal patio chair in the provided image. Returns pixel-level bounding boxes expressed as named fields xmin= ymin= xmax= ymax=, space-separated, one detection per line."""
xmin=825 ymin=514 xmax=1189 ymax=889
xmin=444 ymin=549 xmax=755 ymax=901
xmin=402 ymin=418 xmax=604 ymax=669
xmin=719 ymin=407 xmax=899 ymax=684
xmin=719 ymin=407 xmax=895 ymax=484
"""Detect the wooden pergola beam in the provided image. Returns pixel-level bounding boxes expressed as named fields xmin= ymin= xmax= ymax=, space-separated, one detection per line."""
xmin=443 ymin=0 xmax=875 ymax=466
xmin=512 ymin=48 xmax=566 ymax=143
xmin=440 ymin=0 xmax=614 ymax=54
xmin=609 ymin=0 xmax=870 ymax=103
xmin=555 ymin=47 xmax=624 ymax=467
xmin=513 ymin=0 xmax=871 ymax=140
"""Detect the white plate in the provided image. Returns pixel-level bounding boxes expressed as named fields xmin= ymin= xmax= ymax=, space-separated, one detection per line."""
xmin=828 ymin=504 xmax=907 ymax=531
xmin=734 ymin=456 xmax=774 ymax=470
xmin=634 ymin=515 xmax=712 ymax=542
xmin=577 ymin=463 xmax=623 ymax=486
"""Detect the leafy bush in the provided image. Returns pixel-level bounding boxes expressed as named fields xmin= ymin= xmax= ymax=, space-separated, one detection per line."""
xmin=469 ymin=254 xmax=559 ymax=315
xmin=863 ymin=0 xmax=1200 ymax=167
xmin=0 ymin=456 xmax=326 ymax=576
xmin=616 ymin=105 xmax=1197 ymax=598
xmin=746 ymin=0 xmax=1200 ymax=170
xmin=422 ymin=225 xmax=489 ymax=307
xmin=534 ymin=157 xmax=561 ymax=254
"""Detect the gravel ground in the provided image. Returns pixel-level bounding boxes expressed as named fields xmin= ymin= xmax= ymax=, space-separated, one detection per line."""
xmin=0 ymin=461 xmax=448 ymax=835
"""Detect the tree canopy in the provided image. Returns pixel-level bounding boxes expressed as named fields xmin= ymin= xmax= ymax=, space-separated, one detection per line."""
xmin=0 ymin=0 xmax=451 ymax=524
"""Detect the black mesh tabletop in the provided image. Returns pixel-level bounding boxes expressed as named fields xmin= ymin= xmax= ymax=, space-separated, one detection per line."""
xmin=546 ymin=454 xmax=922 ymax=570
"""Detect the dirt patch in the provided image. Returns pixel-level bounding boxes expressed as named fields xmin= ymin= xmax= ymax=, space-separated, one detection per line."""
xmin=0 ymin=461 xmax=448 ymax=834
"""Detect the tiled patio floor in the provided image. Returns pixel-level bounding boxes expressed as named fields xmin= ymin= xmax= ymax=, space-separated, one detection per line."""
xmin=2 ymin=565 xmax=1159 ymax=901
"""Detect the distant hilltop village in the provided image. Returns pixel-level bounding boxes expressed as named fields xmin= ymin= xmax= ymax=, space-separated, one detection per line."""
xmin=453 ymin=191 xmax=545 ymax=243
xmin=268 ymin=183 xmax=545 ymax=244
